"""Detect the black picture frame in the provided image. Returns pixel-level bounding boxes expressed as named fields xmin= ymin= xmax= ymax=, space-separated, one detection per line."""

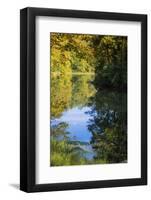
xmin=20 ymin=7 xmax=147 ymax=192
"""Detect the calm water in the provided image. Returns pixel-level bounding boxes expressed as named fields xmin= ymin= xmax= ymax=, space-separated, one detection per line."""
xmin=50 ymin=74 xmax=127 ymax=166
xmin=51 ymin=106 xmax=95 ymax=159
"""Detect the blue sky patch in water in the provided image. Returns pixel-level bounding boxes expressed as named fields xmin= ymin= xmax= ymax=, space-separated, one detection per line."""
xmin=51 ymin=106 xmax=92 ymax=142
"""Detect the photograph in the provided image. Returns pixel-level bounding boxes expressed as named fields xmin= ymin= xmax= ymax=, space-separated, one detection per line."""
xmin=20 ymin=7 xmax=147 ymax=192
xmin=0 ymin=0 xmax=148 ymax=197
xmin=50 ymin=32 xmax=127 ymax=166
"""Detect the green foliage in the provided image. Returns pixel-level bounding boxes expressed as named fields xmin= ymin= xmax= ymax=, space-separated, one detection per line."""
xmin=88 ymin=91 xmax=127 ymax=163
xmin=50 ymin=73 xmax=72 ymax=118
xmin=51 ymin=122 xmax=70 ymax=139
xmin=51 ymin=74 xmax=96 ymax=118
xmin=50 ymin=33 xmax=127 ymax=166
xmin=71 ymin=75 xmax=96 ymax=108
xmin=50 ymin=123 xmax=88 ymax=166
xmin=50 ymin=139 xmax=87 ymax=166
xmin=50 ymin=33 xmax=127 ymax=90
xmin=50 ymin=136 xmax=108 ymax=166
xmin=50 ymin=33 xmax=95 ymax=74
xmin=93 ymin=36 xmax=127 ymax=90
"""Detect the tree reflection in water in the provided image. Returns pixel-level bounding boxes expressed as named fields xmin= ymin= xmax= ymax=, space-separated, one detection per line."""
xmin=87 ymin=90 xmax=127 ymax=164
xmin=50 ymin=74 xmax=127 ymax=166
xmin=50 ymin=33 xmax=127 ymax=166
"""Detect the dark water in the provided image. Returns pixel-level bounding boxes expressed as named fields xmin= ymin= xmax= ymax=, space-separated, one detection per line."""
xmin=50 ymin=74 xmax=127 ymax=166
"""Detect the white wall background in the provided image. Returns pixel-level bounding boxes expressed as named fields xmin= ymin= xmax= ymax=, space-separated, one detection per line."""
xmin=0 ymin=0 xmax=150 ymax=199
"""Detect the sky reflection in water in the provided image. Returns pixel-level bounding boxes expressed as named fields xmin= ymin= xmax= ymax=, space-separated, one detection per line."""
xmin=51 ymin=106 xmax=93 ymax=142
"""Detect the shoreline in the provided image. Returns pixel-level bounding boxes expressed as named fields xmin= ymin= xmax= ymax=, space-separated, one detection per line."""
xmin=51 ymin=72 xmax=95 ymax=75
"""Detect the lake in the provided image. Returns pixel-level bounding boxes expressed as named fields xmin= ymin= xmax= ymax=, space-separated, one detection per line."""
xmin=50 ymin=74 xmax=127 ymax=166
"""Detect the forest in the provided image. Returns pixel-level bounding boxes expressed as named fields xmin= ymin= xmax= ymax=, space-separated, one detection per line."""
xmin=51 ymin=32 xmax=127 ymax=90
xmin=50 ymin=33 xmax=127 ymax=166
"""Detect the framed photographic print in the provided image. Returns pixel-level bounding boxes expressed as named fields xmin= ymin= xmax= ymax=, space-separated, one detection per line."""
xmin=20 ymin=7 xmax=147 ymax=192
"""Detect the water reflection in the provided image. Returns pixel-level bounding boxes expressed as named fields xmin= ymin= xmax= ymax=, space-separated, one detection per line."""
xmin=88 ymin=90 xmax=127 ymax=163
xmin=50 ymin=74 xmax=127 ymax=166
